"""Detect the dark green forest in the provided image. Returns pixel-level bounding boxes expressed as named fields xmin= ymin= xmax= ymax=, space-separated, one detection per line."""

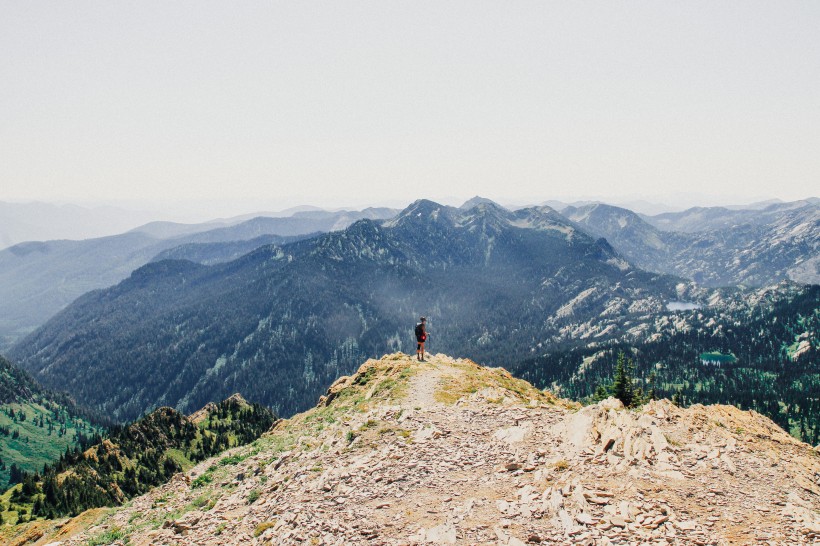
xmin=4 ymin=396 xmax=274 ymax=522
xmin=12 ymin=202 xmax=681 ymax=422
xmin=512 ymin=285 xmax=820 ymax=443
xmin=0 ymin=355 xmax=107 ymax=489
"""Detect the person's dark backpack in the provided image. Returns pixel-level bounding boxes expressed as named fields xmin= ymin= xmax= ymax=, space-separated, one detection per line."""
xmin=415 ymin=323 xmax=425 ymax=341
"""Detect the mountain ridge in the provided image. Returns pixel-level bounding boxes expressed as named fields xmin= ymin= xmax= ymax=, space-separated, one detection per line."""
xmin=0 ymin=208 xmax=396 ymax=350
xmin=565 ymin=201 xmax=820 ymax=286
xmin=2 ymin=198 xmax=815 ymax=350
xmin=9 ymin=353 xmax=819 ymax=545
xmin=10 ymin=200 xmax=682 ymax=422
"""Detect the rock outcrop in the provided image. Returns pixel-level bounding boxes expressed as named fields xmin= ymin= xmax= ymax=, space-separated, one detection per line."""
xmin=13 ymin=354 xmax=820 ymax=545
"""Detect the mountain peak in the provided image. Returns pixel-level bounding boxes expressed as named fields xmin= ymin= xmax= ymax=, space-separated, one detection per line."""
xmin=223 ymin=392 xmax=248 ymax=405
xmin=188 ymin=393 xmax=252 ymax=425
xmin=44 ymin=353 xmax=820 ymax=545
xmin=460 ymin=196 xmax=502 ymax=210
xmin=382 ymin=199 xmax=454 ymax=228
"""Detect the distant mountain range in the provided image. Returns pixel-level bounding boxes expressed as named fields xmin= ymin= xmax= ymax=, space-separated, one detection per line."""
xmin=3 ymin=198 xmax=816 ymax=352
xmin=564 ymin=200 xmax=819 ymax=286
xmin=0 ymin=201 xmax=161 ymax=250
xmin=130 ymin=207 xmax=396 ymax=241
xmin=0 ymin=208 xmax=397 ymax=350
xmin=641 ymin=199 xmax=818 ymax=233
xmin=9 ymin=199 xmax=684 ymax=422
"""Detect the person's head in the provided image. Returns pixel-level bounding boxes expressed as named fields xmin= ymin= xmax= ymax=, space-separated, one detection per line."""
xmin=420 ymin=316 xmax=426 ymax=323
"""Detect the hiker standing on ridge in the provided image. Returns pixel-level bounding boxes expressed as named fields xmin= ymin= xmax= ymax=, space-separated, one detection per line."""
xmin=415 ymin=317 xmax=428 ymax=361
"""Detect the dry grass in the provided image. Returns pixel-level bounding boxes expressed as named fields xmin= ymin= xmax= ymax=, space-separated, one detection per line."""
xmin=1 ymin=507 xmax=111 ymax=546
xmin=433 ymin=358 xmax=563 ymax=406
xmin=254 ymin=521 xmax=277 ymax=537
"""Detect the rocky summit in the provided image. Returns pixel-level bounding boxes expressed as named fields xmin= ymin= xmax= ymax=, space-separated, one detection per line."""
xmin=16 ymin=354 xmax=820 ymax=545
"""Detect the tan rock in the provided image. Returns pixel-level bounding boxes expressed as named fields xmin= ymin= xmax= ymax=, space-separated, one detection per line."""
xmin=36 ymin=353 xmax=820 ymax=546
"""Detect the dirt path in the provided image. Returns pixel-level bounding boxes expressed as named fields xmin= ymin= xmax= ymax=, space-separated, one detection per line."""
xmin=402 ymin=354 xmax=447 ymax=410
xmin=36 ymin=353 xmax=820 ymax=546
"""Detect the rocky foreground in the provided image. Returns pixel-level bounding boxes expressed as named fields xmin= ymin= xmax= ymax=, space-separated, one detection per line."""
xmin=12 ymin=354 xmax=820 ymax=545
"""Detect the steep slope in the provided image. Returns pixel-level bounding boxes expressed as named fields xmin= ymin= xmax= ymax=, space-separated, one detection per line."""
xmin=0 ymin=208 xmax=392 ymax=350
xmin=0 ymin=355 xmax=103 ymax=490
xmin=0 ymin=233 xmax=180 ymax=349
xmin=563 ymin=202 xmax=820 ymax=286
xmin=667 ymin=206 xmax=820 ymax=286
xmin=2 ymin=395 xmax=274 ymax=523
xmin=11 ymin=354 xmax=819 ymax=545
xmin=11 ymin=200 xmax=682 ymax=422
xmin=0 ymin=355 xmax=39 ymax=406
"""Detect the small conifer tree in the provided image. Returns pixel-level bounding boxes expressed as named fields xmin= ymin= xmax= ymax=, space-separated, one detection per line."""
xmin=611 ymin=351 xmax=635 ymax=407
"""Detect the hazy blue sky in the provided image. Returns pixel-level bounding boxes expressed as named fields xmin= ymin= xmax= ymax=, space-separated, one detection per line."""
xmin=2 ymin=1 xmax=818 ymax=216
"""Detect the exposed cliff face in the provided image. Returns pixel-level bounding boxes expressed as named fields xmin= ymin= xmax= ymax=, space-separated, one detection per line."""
xmin=12 ymin=354 xmax=820 ymax=545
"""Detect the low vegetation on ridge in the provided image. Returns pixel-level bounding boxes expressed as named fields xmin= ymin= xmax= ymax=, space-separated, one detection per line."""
xmin=8 ymin=352 xmax=818 ymax=545
xmin=1 ymin=395 xmax=274 ymax=525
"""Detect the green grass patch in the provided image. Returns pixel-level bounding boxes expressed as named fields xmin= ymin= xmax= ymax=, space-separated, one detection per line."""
xmin=219 ymin=453 xmax=244 ymax=466
xmin=434 ymin=361 xmax=552 ymax=405
xmin=0 ymin=401 xmax=103 ymax=489
xmin=84 ymin=526 xmax=125 ymax=546
xmin=191 ymin=472 xmax=213 ymax=488
xmin=165 ymin=448 xmax=195 ymax=471
xmin=190 ymin=492 xmax=212 ymax=509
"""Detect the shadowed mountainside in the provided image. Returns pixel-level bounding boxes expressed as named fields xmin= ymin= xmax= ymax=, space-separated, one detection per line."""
xmin=10 ymin=200 xmax=683 ymax=422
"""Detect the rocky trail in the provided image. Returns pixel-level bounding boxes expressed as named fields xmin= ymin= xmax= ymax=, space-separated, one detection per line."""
xmin=11 ymin=353 xmax=820 ymax=545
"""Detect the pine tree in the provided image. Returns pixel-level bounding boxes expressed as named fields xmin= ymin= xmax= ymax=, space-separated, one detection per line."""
xmin=611 ymin=351 xmax=635 ymax=408
xmin=646 ymin=371 xmax=658 ymax=401
xmin=9 ymin=463 xmax=22 ymax=484
xmin=591 ymin=384 xmax=610 ymax=402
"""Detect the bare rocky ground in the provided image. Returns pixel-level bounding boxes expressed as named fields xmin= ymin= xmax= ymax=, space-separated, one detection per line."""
xmin=11 ymin=353 xmax=820 ymax=545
